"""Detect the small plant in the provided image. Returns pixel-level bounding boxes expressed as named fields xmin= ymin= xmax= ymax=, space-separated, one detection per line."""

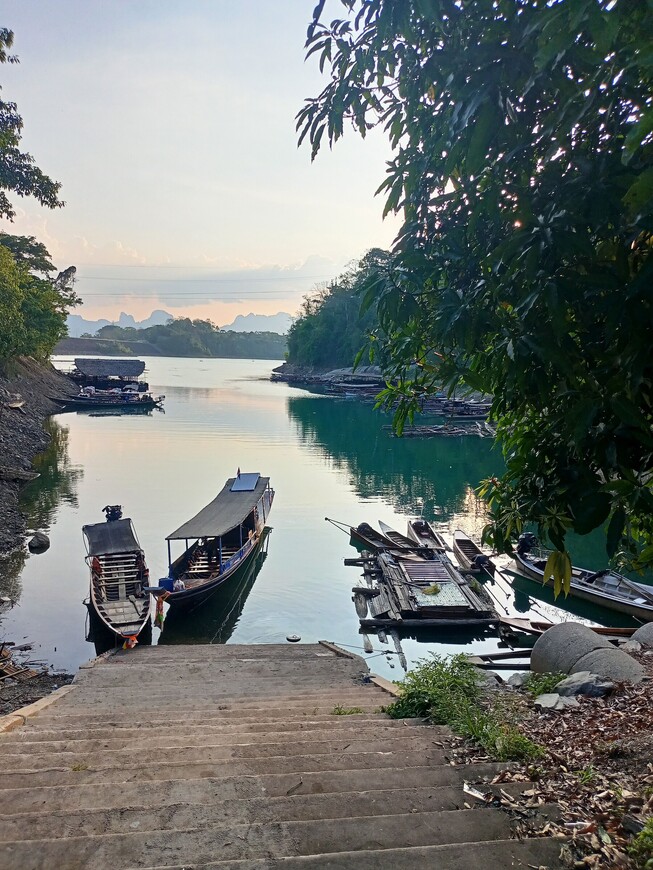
xmin=385 ymin=654 xmax=544 ymax=762
xmin=71 ymin=762 xmax=88 ymax=771
xmin=522 ymin=671 xmax=565 ymax=697
xmin=423 ymin=583 xmax=441 ymax=596
xmin=576 ymin=765 xmax=598 ymax=785
xmin=629 ymin=816 xmax=653 ymax=869
xmin=331 ymin=704 xmax=364 ymax=715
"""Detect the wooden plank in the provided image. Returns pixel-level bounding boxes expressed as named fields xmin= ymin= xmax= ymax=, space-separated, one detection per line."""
xmin=360 ymin=617 xmax=499 ymax=628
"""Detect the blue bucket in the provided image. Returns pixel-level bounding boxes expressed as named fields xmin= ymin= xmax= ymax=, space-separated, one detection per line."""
xmin=158 ymin=576 xmax=174 ymax=592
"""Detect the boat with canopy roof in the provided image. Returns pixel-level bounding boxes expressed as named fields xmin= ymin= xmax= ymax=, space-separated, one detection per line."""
xmin=83 ymin=507 xmax=152 ymax=647
xmin=163 ymin=472 xmax=274 ymax=608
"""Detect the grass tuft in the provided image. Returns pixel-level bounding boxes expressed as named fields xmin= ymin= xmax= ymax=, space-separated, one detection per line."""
xmin=385 ymin=653 xmax=543 ymax=763
xmin=331 ymin=704 xmax=364 ymax=715
xmin=630 ymin=815 xmax=653 ymax=869
xmin=522 ymin=671 xmax=565 ymax=697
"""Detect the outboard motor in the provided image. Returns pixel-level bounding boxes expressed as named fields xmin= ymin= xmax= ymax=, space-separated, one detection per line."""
xmin=516 ymin=532 xmax=538 ymax=556
xmin=103 ymin=504 xmax=123 ymax=522
xmin=471 ymin=553 xmax=495 ymax=577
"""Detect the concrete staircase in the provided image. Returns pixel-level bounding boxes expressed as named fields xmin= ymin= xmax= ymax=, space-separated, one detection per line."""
xmin=0 ymin=643 xmax=563 ymax=869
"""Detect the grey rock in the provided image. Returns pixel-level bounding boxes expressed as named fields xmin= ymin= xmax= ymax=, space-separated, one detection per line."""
xmin=531 ymin=622 xmax=612 ymax=675
xmin=478 ymin=670 xmax=503 ymax=688
xmin=571 ymin=648 xmax=645 ymax=684
xmin=632 ymin=622 xmax=653 ymax=647
xmin=534 ymin=692 xmax=580 ymax=711
xmin=621 ymin=640 xmax=642 ymax=653
xmin=507 ymin=673 xmax=529 ymax=689
xmin=27 ymin=530 xmax=50 ymax=553
xmin=555 ymin=671 xmax=614 ymax=698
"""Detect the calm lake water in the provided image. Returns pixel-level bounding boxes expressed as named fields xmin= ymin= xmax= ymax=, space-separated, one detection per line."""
xmin=0 ymin=356 xmax=641 ymax=678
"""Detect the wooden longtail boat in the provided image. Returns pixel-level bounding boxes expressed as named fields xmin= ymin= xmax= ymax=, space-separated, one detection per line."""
xmin=57 ymin=391 xmax=164 ymax=411
xmin=378 ymin=520 xmax=419 ymax=549
xmin=350 ymin=522 xmax=400 ymax=551
xmin=452 ymin=529 xmax=496 ymax=577
xmin=406 ymin=519 xmax=449 ymax=551
xmin=513 ymin=550 xmax=653 ymax=622
xmin=499 ymin=616 xmax=636 ymax=638
xmin=83 ymin=510 xmax=152 ymax=645
xmin=164 ymin=472 xmax=274 ymax=609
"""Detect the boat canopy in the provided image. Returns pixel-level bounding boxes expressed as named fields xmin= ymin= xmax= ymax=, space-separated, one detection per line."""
xmin=166 ymin=475 xmax=269 ymax=541
xmin=82 ymin=518 xmax=141 ymax=555
xmin=74 ymin=358 xmax=145 ymax=378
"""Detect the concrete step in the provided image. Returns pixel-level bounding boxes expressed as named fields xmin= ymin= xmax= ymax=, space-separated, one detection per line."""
xmin=59 ymin=679 xmax=392 ymax=707
xmin=76 ymin=658 xmax=366 ymax=686
xmin=0 ymin=732 xmax=444 ymax=771
xmin=0 ymin=762 xmax=509 ymax=814
xmin=123 ymin=838 xmax=566 ymax=870
xmin=0 ymin=781 xmax=532 ymax=841
xmin=109 ymin=645 xmax=355 ymax=662
xmin=0 ymin=723 xmax=438 ymax=755
xmin=29 ymin=703 xmax=389 ymax=726
xmin=0 ymin=746 xmax=471 ymax=790
xmin=0 ymin=807 xmax=530 ymax=870
xmin=5 ymin=716 xmax=419 ymax=743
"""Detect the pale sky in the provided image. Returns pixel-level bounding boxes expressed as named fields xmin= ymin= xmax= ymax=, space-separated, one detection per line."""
xmin=0 ymin=0 xmax=399 ymax=323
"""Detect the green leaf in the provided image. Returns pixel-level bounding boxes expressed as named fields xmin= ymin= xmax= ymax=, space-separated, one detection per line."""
xmin=465 ymin=101 xmax=496 ymax=177
xmin=606 ymin=507 xmax=626 ymax=558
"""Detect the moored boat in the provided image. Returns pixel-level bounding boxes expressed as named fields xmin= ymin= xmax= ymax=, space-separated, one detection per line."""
xmin=163 ymin=472 xmax=274 ymax=608
xmin=514 ymin=537 xmax=653 ymax=621
xmin=58 ymin=389 xmax=164 ymax=411
xmin=406 ymin=519 xmax=449 ymax=551
xmin=83 ymin=506 xmax=152 ymax=647
xmin=378 ymin=520 xmax=428 ymax=551
xmin=350 ymin=522 xmax=399 ymax=551
xmin=452 ymin=529 xmax=496 ymax=577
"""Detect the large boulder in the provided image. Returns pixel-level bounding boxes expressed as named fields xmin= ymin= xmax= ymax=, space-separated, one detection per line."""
xmin=531 ymin=622 xmax=612 ymax=675
xmin=28 ymin=531 xmax=50 ymax=553
xmin=631 ymin=622 xmax=653 ymax=647
xmin=571 ymin=648 xmax=645 ymax=684
xmin=555 ymin=671 xmax=614 ymax=697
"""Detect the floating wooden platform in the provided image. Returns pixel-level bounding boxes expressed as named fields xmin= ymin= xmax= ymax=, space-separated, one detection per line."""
xmin=349 ymin=544 xmax=498 ymax=631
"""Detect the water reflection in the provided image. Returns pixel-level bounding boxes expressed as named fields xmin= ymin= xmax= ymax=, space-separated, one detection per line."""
xmin=287 ymin=395 xmax=498 ymax=520
xmin=20 ymin=419 xmax=83 ymax=533
xmin=0 ymin=419 xmax=83 ymax=610
xmin=159 ymin=531 xmax=270 ymax=645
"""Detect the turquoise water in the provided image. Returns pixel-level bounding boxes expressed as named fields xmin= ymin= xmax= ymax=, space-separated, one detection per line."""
xmin=0 ymin=357 xmax=641 ymax=677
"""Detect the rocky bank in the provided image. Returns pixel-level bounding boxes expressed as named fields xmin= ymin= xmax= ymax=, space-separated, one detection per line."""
xmin=0 ymin=357 xmax=77 ymax=554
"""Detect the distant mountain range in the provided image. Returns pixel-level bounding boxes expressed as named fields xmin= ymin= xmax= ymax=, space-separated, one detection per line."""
xmin=67 ymin=310 xmax=294 ymax=337
xmin=66 ymin=309 xmax=173 ymax=337
xmin=221 ymin=312 xmax=293 ymax=334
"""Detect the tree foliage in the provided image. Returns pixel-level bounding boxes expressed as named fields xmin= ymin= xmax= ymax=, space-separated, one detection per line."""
xmin=286 ymin=249 xmax=388 ymax=369
xmin=0 ymin=29 xmax=62 ymax=220
xmin=95 ymin=318 xmax=287 ymax=360
xmin=299 ymin=0 xmax=653 ymax=576
xmin=0 ymin=235 xmax=78 ymax=361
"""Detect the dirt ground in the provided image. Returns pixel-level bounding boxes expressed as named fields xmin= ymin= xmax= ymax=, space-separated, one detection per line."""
xmin=0 ymin=670 xmax=74 ymax=717
xmin=0 ymin=357 xmax=77 ymax=554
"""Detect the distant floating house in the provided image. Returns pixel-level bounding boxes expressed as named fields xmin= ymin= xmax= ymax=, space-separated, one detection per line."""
xmin=70 ymin=358 xmax=148 ymax=391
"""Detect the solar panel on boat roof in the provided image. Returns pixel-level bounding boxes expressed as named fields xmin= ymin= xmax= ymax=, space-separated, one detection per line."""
xmin=230 ymin=472 xmax=260 ymax=492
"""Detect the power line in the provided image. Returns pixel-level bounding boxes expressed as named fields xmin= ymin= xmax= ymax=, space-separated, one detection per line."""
xmin=76 ymin=274 xmax=333 ymax=283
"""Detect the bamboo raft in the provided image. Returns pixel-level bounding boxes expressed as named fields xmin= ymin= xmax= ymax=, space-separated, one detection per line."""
xmin=350 ymin=547 xmax=498 ymax=630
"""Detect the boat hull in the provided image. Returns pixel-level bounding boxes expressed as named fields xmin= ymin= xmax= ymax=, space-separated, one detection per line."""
xmin=513 ymin=552 xmax=653 ymax=622
xmin=452 ymin=530 xmax=496 ymax=577
xmin=165 ymin=529 xmax=269 ymax=610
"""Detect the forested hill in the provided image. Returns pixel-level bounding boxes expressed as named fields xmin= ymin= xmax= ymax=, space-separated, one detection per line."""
xmin=286 ymin=250 xmax=386 ymax=370
xmin=54 ymin=318 xmax=287 ymax=360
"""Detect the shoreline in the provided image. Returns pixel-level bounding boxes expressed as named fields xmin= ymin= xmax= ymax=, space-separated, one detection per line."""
xmin=0 ymin=357 xmax=78 ymax=555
